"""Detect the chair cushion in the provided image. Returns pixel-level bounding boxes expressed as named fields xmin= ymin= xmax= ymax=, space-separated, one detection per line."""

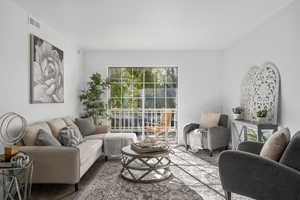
xmin=35 ymin=129 xmax=61 ymax=146
xmin=23 ymin=122 xmax=52 ymax=146
xmin=260 ymin=128 xmax=290 ymax=161
xmin=75 ymin=117 xmax=96 ymax=136
xmin=57 ymin=126 xmax=83 ymax=147
xmin=47 ymin=119 xmax=67 ymax=137
xmin=77 ymin=139 xmax=103 ymax=165
xmin=199 ymin=113 xmax=221 ymax=128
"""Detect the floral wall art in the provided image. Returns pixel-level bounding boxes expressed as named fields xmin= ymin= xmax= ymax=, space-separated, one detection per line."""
xmin=30 ymin=34 xmax=64 ymax=103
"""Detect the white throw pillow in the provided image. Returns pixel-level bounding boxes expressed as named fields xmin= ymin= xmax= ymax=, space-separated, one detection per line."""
xmin=199 ymin=113 xmax=221 ymax=128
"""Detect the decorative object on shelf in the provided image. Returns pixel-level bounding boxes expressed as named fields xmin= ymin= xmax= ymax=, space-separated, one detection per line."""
xmin=30 ymin=34 xmax=64 ymax=103
xmin=4 ymin=146 xmax=20 ymax=161
xmin=0 ymin=112 xmax=27 ymax=146
xmin=80 ymin=73 xmax=110 ymax=125
xmin=256 ymin=109 xmax=268 ymax=123
xmin=240 ymin=62 xmax=280 ymax=124
xmin=143 ymin=136 xmax=157 ymax=144
xmin=232 ymin=107 xmax=243 ymax=120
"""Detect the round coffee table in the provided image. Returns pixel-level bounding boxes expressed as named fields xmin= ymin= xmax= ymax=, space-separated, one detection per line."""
xmin=120 ymin=145 xmax=172 ymax=183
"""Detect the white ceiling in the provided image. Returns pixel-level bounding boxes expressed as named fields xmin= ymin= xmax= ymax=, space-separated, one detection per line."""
xmin=12 ymin=0 xmax=294 ymax=51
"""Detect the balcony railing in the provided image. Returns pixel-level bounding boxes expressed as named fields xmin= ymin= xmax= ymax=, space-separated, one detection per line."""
xmin=110 ymin=108 xmax=177 ymax=139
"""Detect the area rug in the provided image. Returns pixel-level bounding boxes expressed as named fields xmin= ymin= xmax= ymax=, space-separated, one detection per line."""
xmin=31 ymin=146 xmax=252 ymax=200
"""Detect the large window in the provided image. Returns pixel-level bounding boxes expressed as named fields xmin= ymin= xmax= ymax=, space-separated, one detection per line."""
xmin=108 ymin=67 xmax=178 ymax=142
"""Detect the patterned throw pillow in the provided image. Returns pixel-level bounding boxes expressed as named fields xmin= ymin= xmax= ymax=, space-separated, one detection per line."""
xmin=58 ymin=126 xmax=83 ymax=147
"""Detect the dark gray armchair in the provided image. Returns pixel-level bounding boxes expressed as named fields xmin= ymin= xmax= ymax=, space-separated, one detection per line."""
xmin=184 ymin=114 xmax=230 ymax=156
xmin=218 ymin=132 xmax=300 ymax=200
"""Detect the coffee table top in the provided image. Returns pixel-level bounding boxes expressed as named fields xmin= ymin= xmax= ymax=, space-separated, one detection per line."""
xmin=121 ymin=145 xmax=170 ymax=158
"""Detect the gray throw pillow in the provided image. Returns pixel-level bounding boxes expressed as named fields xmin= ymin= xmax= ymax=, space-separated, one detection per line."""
xmin=58 ymin=126 xmax=83 ymax=147
xmin=75 ymin=117 xmax=96 ymax=136
xmin=35 ymin=129 xmax=62 ymax=146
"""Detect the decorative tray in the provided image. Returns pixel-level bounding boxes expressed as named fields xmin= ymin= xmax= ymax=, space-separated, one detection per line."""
xmin=131 ymin=142 xmax=169 ymax=153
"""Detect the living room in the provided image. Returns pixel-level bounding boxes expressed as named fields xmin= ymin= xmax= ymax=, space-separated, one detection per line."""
xmin=0 ymin=0 xmax=299 ymax=199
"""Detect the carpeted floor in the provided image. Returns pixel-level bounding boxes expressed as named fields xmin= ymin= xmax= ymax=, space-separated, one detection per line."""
xmin=31 ymin=146 xmax=252 ymax=200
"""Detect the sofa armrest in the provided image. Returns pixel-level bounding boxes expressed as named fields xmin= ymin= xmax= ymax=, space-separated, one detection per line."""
xmin=19 ymin=146 xmax=80 ymax=184
xmin=238 ymin=141 xmax=264 ymax=155
xmin=207 ymin=127 xmax=230 ymax=150
xmin=219 ymin=150 xmax=300 ymax=200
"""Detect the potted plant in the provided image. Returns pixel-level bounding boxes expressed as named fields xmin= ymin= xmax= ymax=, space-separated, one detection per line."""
xmin=256 ymin=109 xmax=268 ymax=123
xmin=80 ymin=73 xmax=110 ymax=126
xmin=232 ymin=107 xmax=243 ymax=120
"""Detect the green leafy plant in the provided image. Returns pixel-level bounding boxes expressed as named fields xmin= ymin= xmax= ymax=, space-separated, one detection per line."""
xmin=80 ymin=73 xmax=110 ymax=125
xmin=232 ymin=107 xmax=243 ymax=114
xmin=256 ymin=109 xmax=268 ymax=118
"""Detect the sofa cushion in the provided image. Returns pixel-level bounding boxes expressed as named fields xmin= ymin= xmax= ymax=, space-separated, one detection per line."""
xmin=260 ymin=128 xmax=290 ymax=161
xmin=200 ymin=112 xmax=221 ymax=128
xmin=75 ymin=117 xmax=96 ymax=136
xmin=63 ymin=116 xmax=76 ymax=127
xmin=57 ymin=127 xmax=83 ymax=147
xmin=47 ymin=119 xmax=67 ymax=137
xmin=77 ymin=139 xmax=103 ymax=165
xmin=35 ymin=129 xmax=62 ymax=146
xmin=23 ymin=122 xmax=52 ymax=146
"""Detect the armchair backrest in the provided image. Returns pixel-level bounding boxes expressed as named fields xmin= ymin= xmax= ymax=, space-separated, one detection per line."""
xmin=159 ymin=111 xmax=172 ymax=127
xmin=218 ymin=114 xmax=228 ymax=128
xmin=280 ymin=131 xmax=300 ymax=171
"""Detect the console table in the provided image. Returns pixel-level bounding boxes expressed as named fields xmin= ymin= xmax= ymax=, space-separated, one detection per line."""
xmin=231 ymin=119 xmax=278 ymax=150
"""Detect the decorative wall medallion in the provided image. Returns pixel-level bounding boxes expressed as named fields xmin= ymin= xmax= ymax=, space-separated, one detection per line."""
xmin=30 ymin=34 xmax=64 ymax=103
xmin=240 ymin=62 xmax=280 ymax=124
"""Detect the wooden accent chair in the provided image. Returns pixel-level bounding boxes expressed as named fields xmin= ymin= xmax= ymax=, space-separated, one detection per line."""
xmin=145 ymin=111 xmax=173 ymax=139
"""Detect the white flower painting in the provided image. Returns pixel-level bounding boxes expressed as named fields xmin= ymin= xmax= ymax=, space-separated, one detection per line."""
xmin=30 ymin=34 xmax=64 ymax=103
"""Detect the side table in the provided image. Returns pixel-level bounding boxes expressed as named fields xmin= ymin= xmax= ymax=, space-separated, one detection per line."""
xmin=120 ymin=145 xmax=172 ymax=183
xmin=0 ymin=154 xmax=33 ymax=200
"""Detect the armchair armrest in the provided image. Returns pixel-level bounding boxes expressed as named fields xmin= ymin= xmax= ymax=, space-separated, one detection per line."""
xmin=238 ymin=141 xmax=264 ymax=155
xmin=19 ymin=146 xmax=80 ymax=184
xmin=219 ymin=150 xmax=300 ymax=200
xmin=207 ymin=127 xmax=230 ymax=150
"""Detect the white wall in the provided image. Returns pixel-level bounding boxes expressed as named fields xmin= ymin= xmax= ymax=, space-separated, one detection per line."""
xmin=82 ymin=50 xmax=223 ymax=144
xmin=0 ymin=0 xmax=83 ymax=151
xmin=221 ymin=0 xmax=300 ymax=134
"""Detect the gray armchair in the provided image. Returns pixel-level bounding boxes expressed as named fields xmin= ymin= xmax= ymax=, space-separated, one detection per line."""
xmin=218 ymin=132 xmax=300 ymax=200
xmin=184 ymin=114 xmax=230 ymax=156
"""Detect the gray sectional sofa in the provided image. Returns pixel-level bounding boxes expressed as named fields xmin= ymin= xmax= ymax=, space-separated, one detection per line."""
xmin=19 ymin=116 xmax=108 ymax=191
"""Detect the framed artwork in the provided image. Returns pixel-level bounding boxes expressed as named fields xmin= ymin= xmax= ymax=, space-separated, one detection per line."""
xmin=30 ymin=34 xmax=64 ymax=103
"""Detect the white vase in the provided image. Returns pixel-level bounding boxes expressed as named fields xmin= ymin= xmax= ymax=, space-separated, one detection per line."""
xmin=257 ymin=117 xmax=266 ymax=123
xmin=232 ymin=113 xmax=241 ymax=120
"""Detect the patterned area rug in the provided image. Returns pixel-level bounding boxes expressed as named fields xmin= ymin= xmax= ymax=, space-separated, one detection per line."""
xmin=31 ymin=146 xmax=252 ymax=200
